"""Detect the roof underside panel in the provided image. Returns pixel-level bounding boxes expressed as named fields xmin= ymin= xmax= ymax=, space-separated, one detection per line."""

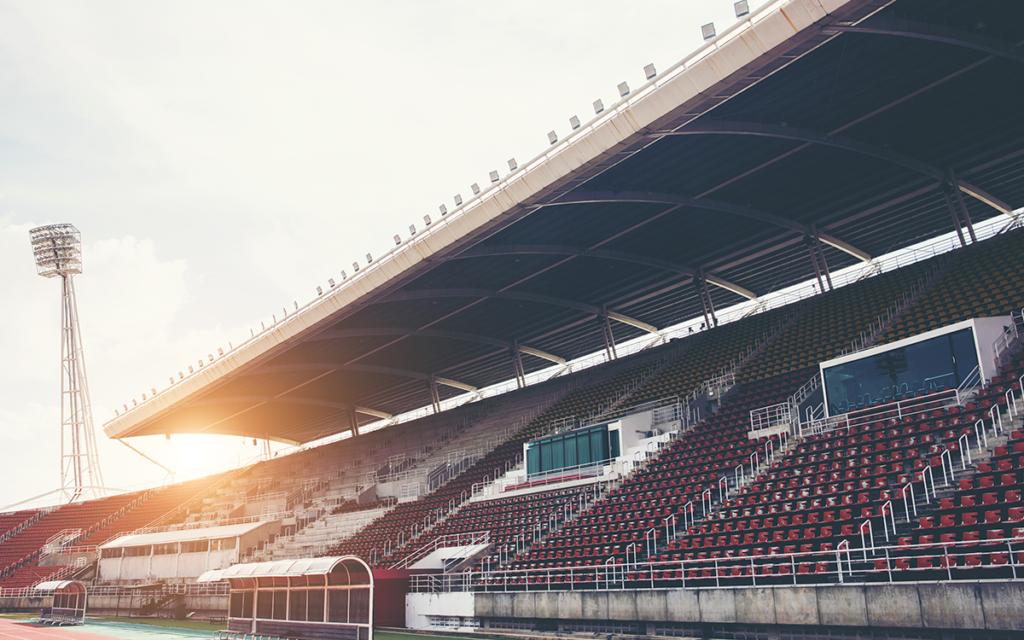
xmin=105 ymin=0 xmax=1024 ymax=445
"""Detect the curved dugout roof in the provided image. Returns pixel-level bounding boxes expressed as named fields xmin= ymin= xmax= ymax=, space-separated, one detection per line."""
xmin=105 ymin=0 xmax=1024 ymax=445
xmin=202 ymin=556 xmax=372 ymax=584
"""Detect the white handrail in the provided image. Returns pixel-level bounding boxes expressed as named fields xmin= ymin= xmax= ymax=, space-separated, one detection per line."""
xmin=859 ymin=520 xmax=874 ymax=561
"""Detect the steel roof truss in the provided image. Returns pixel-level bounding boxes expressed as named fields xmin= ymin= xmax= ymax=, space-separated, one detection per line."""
xmin=656 ymin=121 xmax=1016 ymax=217
xmin=823 ymin=17 xmax=1024 ymax=65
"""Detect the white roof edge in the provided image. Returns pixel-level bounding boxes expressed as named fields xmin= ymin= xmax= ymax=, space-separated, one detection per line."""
xmin=99 ymin=521 xmax=268 ymax=548
xmin=104 ymin=0 xmax=870 ymax=441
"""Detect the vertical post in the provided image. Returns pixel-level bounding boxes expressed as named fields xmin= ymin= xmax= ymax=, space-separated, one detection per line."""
xmin=699 ymin=269 xmax=718 ymax=327
xmin=811 ymin=224 xmax=833 ymax=291
xmin=693 ymin=278 xmax=711 ymax=330
xmin=428 ymin=376 xmax=441 ymax=414
xmin=948 ymin=168 xmax=977 ymax=243
xmin=511 ymin=341 xmax=526 ymax=389
xmin=805 ymin=236 xmax=826 ymax=293
xmin=599 ymin=307 xmax=618 ymax=360
xmin=942 ymin=181 xmax=968 ymax=247
xmin=345 ymin=405 xmax=359 ymax=437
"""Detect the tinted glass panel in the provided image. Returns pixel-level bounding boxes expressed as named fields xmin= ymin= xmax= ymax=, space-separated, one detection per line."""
xmin=824 ymin=328 xmax=979 ymax=414
xmin=307 ymin=590 xmax=324 ymax=622
xmin=349 ymin=589 xmax=370 ymax=624
xmin=256 ymin=592 xmax=272 ymax=620
xmin=242 ymin=592 xmax=254 ymax=619
xmin=289 ymin=590 xmax=306 ymax=621
xmin=272 ymin=591 xmax=287 ymax=620
xmin=328 ymin=589 xmax=348 ymax=623
xmin=230 ymin=593 xmax=243 ymax=618
xmin=551 ymin=438 xmax=564 ymax=470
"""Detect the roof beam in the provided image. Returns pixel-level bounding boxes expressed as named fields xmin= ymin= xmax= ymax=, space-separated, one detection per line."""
xmin=450 ymin=244 xmax=757 ymax=300
xmin=823 ymin=17 xmax=1024 ymax=65
xmin=193 ymin=395 xmax=392 ymax=419
xmin=252 ymin=362 xmax=479 ymax=392
xmin=654 ymin=121 xmax=1015 ymax=217
xmin=550 ymin=191 xmax=872 ymax=263
xmin=378 ymin=288 xmax=660 ymax=335
xmin=308 ymin=326 xmax=566 ymax=365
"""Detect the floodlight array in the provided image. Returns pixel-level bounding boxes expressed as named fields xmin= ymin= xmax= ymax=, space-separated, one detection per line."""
xmin=30 ymin=223 xmax=83 ymax=278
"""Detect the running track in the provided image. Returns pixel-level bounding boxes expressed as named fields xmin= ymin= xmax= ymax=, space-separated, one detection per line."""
xmin=0 ymin=619 xmax=119 ymax=640
xmin=0 ymin=619 xmax=209 ymax=640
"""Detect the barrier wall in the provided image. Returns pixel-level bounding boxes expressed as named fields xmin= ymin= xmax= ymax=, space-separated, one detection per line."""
xmin=474 ymin=581 xmax=1024 ymax=633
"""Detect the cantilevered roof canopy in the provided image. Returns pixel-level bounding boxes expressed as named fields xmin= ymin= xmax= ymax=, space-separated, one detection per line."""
xmin=105 ymin=0 xmax=1024 ymax=445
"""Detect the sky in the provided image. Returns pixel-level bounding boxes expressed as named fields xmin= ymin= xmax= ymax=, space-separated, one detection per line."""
xmin=0 ymin=1 xmax=772 ymax=508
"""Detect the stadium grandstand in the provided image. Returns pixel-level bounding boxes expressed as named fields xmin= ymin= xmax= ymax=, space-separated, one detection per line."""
xmin=4 ymin=0 xmax=1024 ymax=638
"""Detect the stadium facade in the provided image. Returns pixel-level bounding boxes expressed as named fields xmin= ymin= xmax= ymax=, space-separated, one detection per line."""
xmin=5 ymin=0 xmax=1024 ymax=638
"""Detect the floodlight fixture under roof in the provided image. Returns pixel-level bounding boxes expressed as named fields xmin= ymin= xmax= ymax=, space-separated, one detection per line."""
xmin=593 ymin=99 xmax=604 ymax=114
xmin=489 ymin=171 xmax=500 ymax=184
xmin=644 ymin=64 xmax=657 ymax=80
xmin=618 ymin=82 xmax=630 ymax=97
xmin=454 ymin=194 xmax=463 ymax=206
xmin=366 ymin=253 xmax=373 ymax=263
xmin=471 ymin=183 xmax=481 ymax=195
xmin=569 ymin=115 xmax=580 ymax=130
xmin=508 ymin=158 xmax=517 ymax=171
xmin=341 ymin=270 xmax=347 ymax=279
xmin=734 ymin=0 xmax=750 ymax=18
xmin=702 ymin=22 xmax=716 ymax=41
xmin=439 ymin=204 xmax=448 ymax=215
xmin=353 ymin=262 xmax=360 ymax=272
xmin=409 ymin=223 xmax=417 ymax=235
xmin=329 ymin=278 xmax=336 ymax=287
xmin=423 ymin=214 xmax=432 ymax=226
xmin=547 ymin=131 xmax=558 ymax=145
xmin=394 ymin=234 xmax=402 ymax=245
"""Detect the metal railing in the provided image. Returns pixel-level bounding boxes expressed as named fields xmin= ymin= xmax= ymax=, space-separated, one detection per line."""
xmin=434 ymin=536 xmax=1024 ymax=593
xmin=388 ymin=530 xmax=491 ymax=570
xmin=797 ymin=379 xmax=977 ymax=439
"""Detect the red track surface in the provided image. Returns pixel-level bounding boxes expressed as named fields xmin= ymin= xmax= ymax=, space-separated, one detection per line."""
xmin=0 ymin=619 xmax=118 ymax=640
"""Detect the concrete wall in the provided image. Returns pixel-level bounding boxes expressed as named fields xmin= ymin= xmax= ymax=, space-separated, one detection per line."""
xmin=86 ymin=594 xmax=229 ymax=619
xmin=99 ymin=549 xmax=238 ymax=582
xmin=474 ymin=581 xmax=1024 ymax=632
xmin=0 ymin=596 xmax=52 ymax=613
xmin=406 ymin=592 xmax=476 ymax=631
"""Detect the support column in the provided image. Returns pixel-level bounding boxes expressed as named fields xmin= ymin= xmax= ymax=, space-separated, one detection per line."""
xmin=428 ymin=376 xmax=441 ymax=414
xmin=599 ymin=308 xmax=618 ymax=360
xmin=942 ymin=181 xmax=968 ymax=248
xmin=948 ymin=168 xmax=977 ymax=243
xmin=805 ymin=235 xmax=826 ymax=293
xmin=699 ymin=268 xmax=718 ymax=327
xmin=511 ymin=341 xmax=526 ymax=389
xmin=346 ymin=404 xmax=359 ymax=436
xmin=693 ymin=278 xmax=711 ymax=329
xmin=811 ymin=224 xmax=833 ymax=291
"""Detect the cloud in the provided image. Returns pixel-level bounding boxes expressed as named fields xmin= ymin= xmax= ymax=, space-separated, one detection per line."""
xmin=0 ymin=0 xmax=771 ymax=507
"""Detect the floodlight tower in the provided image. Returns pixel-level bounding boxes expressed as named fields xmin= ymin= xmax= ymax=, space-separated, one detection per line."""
xmin=29 ymin=224 xmax=105 ymax=503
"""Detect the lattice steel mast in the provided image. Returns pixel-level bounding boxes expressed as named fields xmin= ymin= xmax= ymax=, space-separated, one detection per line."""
xmin=29 ymin=224 xmax=105 ymax=502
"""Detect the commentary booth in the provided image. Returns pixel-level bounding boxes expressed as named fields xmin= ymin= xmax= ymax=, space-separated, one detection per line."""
xmin=204 ymin=557 xmax=373 ymax=640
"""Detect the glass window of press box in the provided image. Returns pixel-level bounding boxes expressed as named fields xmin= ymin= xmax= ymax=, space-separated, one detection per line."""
xmin=823 ymin=327 xmax=979 ymax=415
xmin=526 ymin=424 xmax=620 ymax=476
